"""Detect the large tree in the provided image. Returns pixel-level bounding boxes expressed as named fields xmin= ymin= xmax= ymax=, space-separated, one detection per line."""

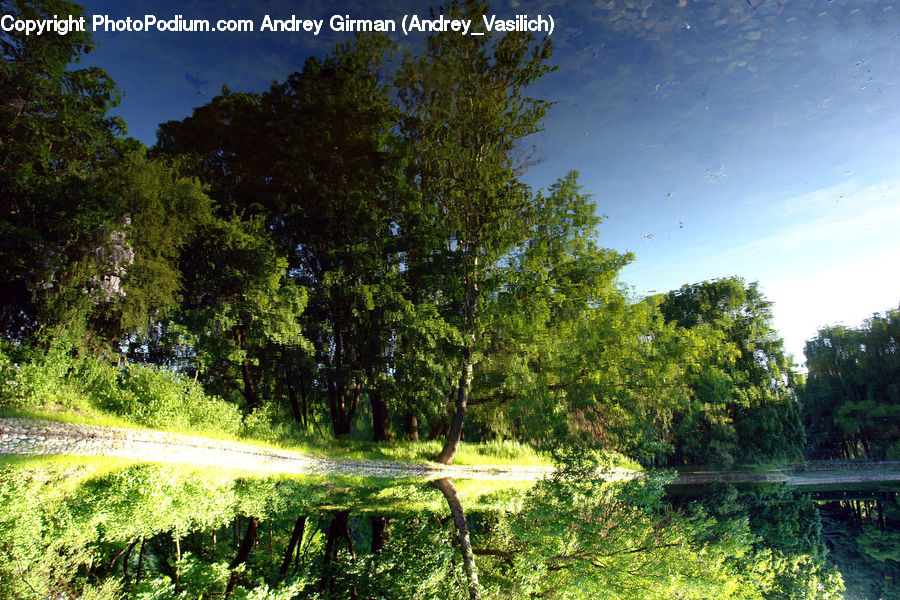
xmin=0 ymin=0 xmax=211 ymax=349
xmin=0 ymin=0 xmax=123 ymax=341
xmin=803 ymin=307 xmax=900 ymax=461
xmin=156 ymin=35 xmax=405 ymax=436
xmin=397 ymin=0 xmax=555 ymax=463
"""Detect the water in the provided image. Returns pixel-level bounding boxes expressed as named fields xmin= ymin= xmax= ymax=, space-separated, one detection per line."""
xmin=1 ymin=458 xmax=896 ymax=599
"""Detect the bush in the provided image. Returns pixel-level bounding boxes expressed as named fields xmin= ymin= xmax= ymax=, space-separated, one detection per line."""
xmin=241 ymin=403 xmax=308 ymax=444
xmin=95 ymin=362 xmax=243 ymax=436
xmin=1 ymin=340 xmax=243 ymax=437
xmin=0 ymin=340 xmax=84 ymax=409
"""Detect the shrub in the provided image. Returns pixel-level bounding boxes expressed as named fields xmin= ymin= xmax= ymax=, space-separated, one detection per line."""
xmin=111 ymin=363 xmax=243 ymax=436
xmin=1 ymin=340 xmax=243 ymax=437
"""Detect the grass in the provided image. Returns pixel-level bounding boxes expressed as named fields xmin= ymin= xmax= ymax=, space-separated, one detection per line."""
xmin=0 ymin=452 xmax=139 ymax=471
xmin=0 ymin=403 xmax=554 ymax=467
xmin=0 ymin=457 xmax=536 ymax=516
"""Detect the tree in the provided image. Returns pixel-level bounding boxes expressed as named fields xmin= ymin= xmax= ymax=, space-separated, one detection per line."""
xmin=803 ymin=307 xmax=900 ymax=461
xmin=1 ymin=1 xmax=213 ymax=352
xmin=478 ymin=454 xmax=773 ymax=599
xmin=0 ymin=0 xmax=127 ymax=343
xmin=657 ymin=277 xmax=804 ymax=467
xmin=397 ymin=0 xmax=555 ymax=463
xmin=176 ymin=216 xmax=307 ymax=413
xmin=156 ymin=35 xmax=405 ymax=438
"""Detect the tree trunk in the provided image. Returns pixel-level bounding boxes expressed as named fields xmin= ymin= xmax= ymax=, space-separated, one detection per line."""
xmin=226 ymin=516 xmax=259 ymax=598
xmin=370 ymin=516 xmax=389 ymax=554
xmin=239 ymin=327 xmax=261 ymax=412
xmin=286 ymin=371 xmax=305 ymax=426
xmin=436 ymin=256 xmax=477 ymax=465
xmin=279 ymin=516 xmax=306 ymax=579
xmin=860 ymin=436 xmax=873 ymax=461
xmin=432 ymin=478 xmax=480 ymax=600
xmin=121 ymin=538 xmax=139 ymax=578
xmin=371 ymin=389 xmax=392 ymax=442
xmin=327 ymin=376 xmax=342 ymax=436
xmin=428 ymin=420 xmax=450 ymax=441
xmin=135 ymin=537 xmax=145 ymax=585
xmin=369 ymin=337 xmax=392 ymax=442
xmin=405 ymin=413 xmax=419 ymax=442
xmin=319 ymin=511 xmax=350 ymax=597
xmin=328 ymin=318 xmax=353 ymax=437
xmin=436 ymin=358 xmax=471 ymax=464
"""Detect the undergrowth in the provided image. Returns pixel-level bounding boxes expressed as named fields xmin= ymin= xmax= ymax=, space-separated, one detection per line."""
xmin=0 ymin=342 xmax=559 ymax=467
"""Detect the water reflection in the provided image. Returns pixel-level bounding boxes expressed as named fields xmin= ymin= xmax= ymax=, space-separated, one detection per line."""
xmin=818 ymin=488 xmax=900 ymax=599
xmin=5 ymin=460 xmax=896 ymax=598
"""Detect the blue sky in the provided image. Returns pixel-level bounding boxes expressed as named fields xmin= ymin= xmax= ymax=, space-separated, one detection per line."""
xmin=74 ymin=0 xmax=900 ymax=366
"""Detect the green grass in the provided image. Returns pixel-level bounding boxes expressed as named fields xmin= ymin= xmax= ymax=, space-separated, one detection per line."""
xmin=1 ymin=349 xmax=558 ymax=468
xmin=0 ymin=404 xmax=553 ymax=467
xmin=304 ymin=437 xmax=551 ymax=466
xmin=0 ymin=453 xmax=139 ymax=471
xmin=0 ymin=458 xmax=535 ymax=516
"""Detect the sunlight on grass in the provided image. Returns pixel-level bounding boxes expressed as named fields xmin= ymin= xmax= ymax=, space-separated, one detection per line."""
xmin=0 ymin=405 xmax=553 ymax=467
xmin=0 ymin=458 xmax=535 ymax=515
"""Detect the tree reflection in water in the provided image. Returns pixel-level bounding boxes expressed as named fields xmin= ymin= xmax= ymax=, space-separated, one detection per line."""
xmin=7 ymin=458 xmax=890 ymax=598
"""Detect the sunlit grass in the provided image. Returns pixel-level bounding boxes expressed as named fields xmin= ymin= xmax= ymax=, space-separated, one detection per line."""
xmin=0 ymin=453 xmax=138 ymax=472
xmin=0 ymin=404 xmax=553 ymax=467
xmin=0 ymin=458 xmax=536 ymax=515
xmin=313 ymin=438 xmax=551 ymax=466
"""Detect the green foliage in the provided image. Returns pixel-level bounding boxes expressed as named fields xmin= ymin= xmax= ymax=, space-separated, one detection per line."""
xmin=803 ymin=307 xmax=900 ymax=460
xmin=99 ymin=363 xmax=243 ymax=435
xmin=0 ymin=463 xmax=317 ymax=599
xmin=0 ymin=0 xmax=130 ymax=344
xmin=466 ymin=172 xmax=643 ymax=449
xmin=98 ymin=151 xmax=213 ymax=335
xmin=820 ymin=493 xmax=898 ymax=600
xmin=477 ymin=454 xmax=772 ymax=599
xmin=0 ymin=342 xmax=243 ymax=436
xmin=157 ymin=35 xmax=400 ymax=436
xmin=657 ymin=278 xmax=804 ymax=467
xmin=0 ymin=0 xmax=123 ymax=183
xmin=176 ymin=215 xmax=308 ymax=412
xmin=0 ymin=460 xmax=537 ymax=599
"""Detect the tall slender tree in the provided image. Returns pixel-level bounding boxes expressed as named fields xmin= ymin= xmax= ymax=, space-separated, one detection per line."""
xmin=397 ymin=0 xmax=555 ymax=463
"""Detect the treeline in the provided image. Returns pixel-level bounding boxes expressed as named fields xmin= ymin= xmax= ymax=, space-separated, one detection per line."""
xmin=0 ymin=0 xmax=803 ymax=466
xmin=802 ymin=308 xmax=900 ymax=461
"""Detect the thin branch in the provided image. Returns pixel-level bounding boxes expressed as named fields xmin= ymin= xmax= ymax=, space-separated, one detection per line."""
xmin=472 ymin=548 xmax=515 ymax=567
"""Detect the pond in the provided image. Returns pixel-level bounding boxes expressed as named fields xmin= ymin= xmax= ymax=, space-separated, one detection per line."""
xmin=1 ymin=434 xmax=898 ymax=599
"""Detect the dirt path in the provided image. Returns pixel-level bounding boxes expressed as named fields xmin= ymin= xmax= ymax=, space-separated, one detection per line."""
xmin=4 ymin=418 xmax=900 ymax=486
xmin=0 ymin=418 xmax=558 ymax=481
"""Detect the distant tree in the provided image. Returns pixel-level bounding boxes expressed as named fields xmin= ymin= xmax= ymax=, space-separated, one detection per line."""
xmin=658 ymin=277 xmax=804 ymax=467
xmin=803 ymin=307 xmax=900 ymax=460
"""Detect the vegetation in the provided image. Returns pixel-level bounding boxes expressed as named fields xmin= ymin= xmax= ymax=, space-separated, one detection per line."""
xmin=803 ymin=308 xmax=900 ymax=461
xmin=0 ymin=459 xmax=848 ymax=600
xmin=655 ymin=279 xmax=805 ymax=468
xmin=819 ymin=489 xmax=900 ymax=599
xmin=0 ymin=0 xmax=812 ymax=470
xmin=1 ymin=0 xmax=897 ymax=597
